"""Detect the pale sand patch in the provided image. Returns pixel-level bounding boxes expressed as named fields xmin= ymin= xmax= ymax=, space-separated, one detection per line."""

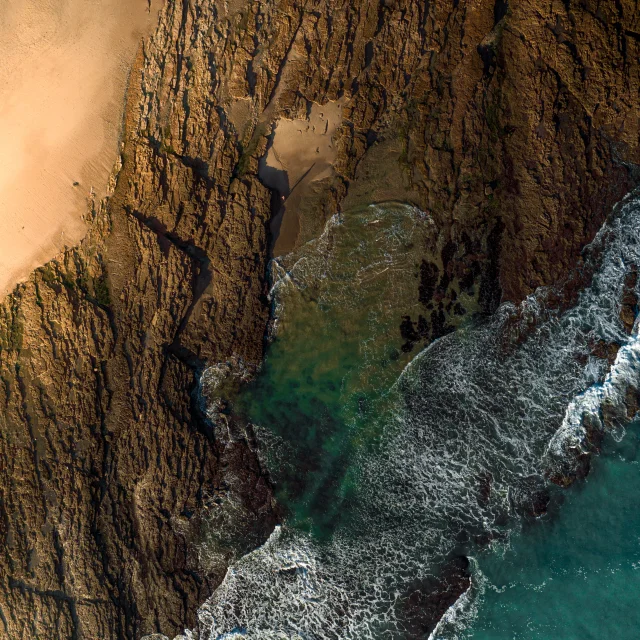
xmin=0 ymin=0 xmax=160 ymax=297
xmin=259 ymin=100 xmax=344 ymax=255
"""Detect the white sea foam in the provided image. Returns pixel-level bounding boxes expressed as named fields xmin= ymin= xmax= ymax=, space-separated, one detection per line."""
xmin=200 ymin=355 xmax=252 ymax=426
xmin=176 ymin=193 xmax=640 ymax=639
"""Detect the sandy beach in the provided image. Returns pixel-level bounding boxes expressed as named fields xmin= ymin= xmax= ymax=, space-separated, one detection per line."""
xmin=0 ymin=0 xmax=159 ymax=297
xmin=259 ymin=101 xmax=343 ymax=255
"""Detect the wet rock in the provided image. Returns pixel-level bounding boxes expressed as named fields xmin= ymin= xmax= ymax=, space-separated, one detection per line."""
xmin=419 ymin=260 xmax=439 ymax=306
xmin=401 ymin=556 xmax=471 ymax=638
xmin=601 ymin=397 xmax=628 ymax=431
xmin=476 ymin=471 xmax=493 ymax=507
xmin=582 ymin=412 xmax=605 ymax=454
xmin=589 ymin=338 xmax=620 ymax=366
xmin=474 ymin=529 xmax=507 ymax=547
xmin=548 ymin=452 xmax=591 ymax=489
xmin=625 ymin=385 xmax=640 ymax=420
xmin=620 ymin=267 xmax=638 ymax=333
xmin=547 ymin=412 xmax=598 ymax=488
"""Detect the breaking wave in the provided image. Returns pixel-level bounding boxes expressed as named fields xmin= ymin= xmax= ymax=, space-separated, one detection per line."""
xmin=172 ymin=192 xmax=640 ymax=639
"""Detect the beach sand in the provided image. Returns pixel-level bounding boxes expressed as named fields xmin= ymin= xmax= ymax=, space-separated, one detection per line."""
xmin=259 ymin=100 xmax=344 ymax=255
xmin=0 ymin=0 xmax=159 ymax=297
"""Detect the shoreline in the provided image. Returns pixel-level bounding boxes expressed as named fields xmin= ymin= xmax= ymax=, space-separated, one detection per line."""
xmin=0 ymin=0 xmax=161 ymax=298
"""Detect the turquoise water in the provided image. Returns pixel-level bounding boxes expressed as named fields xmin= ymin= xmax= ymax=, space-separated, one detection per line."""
xmin=190 ymin=194 xmax=640 ymax=640
xmin=235 ymin=204 xmax=435 ymax=540
xmin=465 ymin=426 xmax=640 ymax=640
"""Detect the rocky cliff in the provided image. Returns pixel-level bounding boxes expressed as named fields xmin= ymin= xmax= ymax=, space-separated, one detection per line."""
xmin=0 ymin=0 xmax=637 ymax=638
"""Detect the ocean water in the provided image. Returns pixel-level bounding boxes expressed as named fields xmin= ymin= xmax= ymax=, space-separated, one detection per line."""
xmin=464 ymin=426 xmax=640 ymax=640
xmin=180 ymin=192 xmax=640 ymax=640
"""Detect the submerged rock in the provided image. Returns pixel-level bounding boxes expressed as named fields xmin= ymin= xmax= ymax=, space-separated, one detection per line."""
xmin=621 ymin=267 xmax=639 ymax=334
xmin=510 ymin=475 xmax=551 ymax=518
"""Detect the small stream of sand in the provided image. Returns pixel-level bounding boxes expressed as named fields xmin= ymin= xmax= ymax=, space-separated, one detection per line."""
xmin=0 ymin=0 xmax=159 ymax=297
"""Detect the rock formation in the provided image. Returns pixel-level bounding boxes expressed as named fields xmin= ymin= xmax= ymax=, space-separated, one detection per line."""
xmin=0 ymin=0 xmax=637 ymax=637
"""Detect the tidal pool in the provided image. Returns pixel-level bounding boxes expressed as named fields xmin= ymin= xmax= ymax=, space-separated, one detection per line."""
xmin=235 ymin=202 xmax=435 ymax=539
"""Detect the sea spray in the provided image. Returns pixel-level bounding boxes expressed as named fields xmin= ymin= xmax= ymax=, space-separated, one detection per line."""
xmin=173 ymin=192 xmax=640 ymax=639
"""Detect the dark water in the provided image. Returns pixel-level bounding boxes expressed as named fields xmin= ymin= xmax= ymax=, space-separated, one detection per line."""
xmin=184 ymin=193 xmax=640 ymax=640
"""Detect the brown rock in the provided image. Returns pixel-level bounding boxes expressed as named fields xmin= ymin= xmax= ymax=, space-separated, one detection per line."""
xmin=0 ymin=0 xmax=638 ymax=637
xmin=589 ymin=338 xmax=620 ymax=366
xmin=401 ymin=556 xmax=472 ymax=637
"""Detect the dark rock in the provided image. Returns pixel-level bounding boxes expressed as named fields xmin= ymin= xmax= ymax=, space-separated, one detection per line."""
xmin=589 ymin=338 xmax=620 ymax=366
xmin=548 ymin=452 xmax=591 ymax=488
xmin=476 ymin=471 xmax=493 ymax=507
xmin=620 ymin=267 xmax=638 ymax=333
xmin=401 ymin=556 xmax=471 ymax=638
